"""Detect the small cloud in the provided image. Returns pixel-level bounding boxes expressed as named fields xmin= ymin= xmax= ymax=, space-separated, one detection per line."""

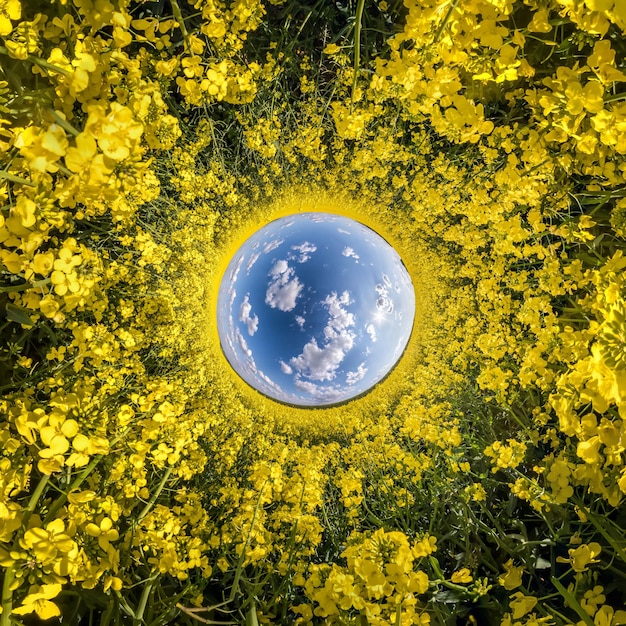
xmin=246 ymin=252 xmax=261 ymax=274
xmin=291 ymin=241 xmax=317 ymax=263
xmin=257 ymin=370 xmax=282 ymax=392
xmin=236 ymin=328 xmax=252 ymax=357
xmin=229 ymin=255 xmax=244 ymax=284
xmin=365 ymin=323 xmax=377 ymax=342
xmin=239 ymin=294 xmax=259 ymax=336
xmin=295 ymin=315 xmax=305 ymax=328
xmin=346 ymin=363 xmax=367 ymax=385
xmin=342 ymin=246 xmax=359 ymax=260
xmin=293 ymin=377 xmax=344 ymax=402
xmin=375 ymin=283 xmax=394 ymax=314
xmin=280 ymin=360 xmax=293 ymax=375
xmin=263 ymin=239 xmax=283 ymax=254
xmin=265 ymin=260 xmax=303 ymax=312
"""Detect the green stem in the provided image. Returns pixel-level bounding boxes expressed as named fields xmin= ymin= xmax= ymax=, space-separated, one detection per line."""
xmin=134 ymin=575 xmax=157 ymax=626
xmin=551 ymin=576 xmax=594 ymax=626
xmin=51 ymin=111 xmax=80 ymax=137
xmin=432 ymin=0 xmax=460 ymax=44
xmin=170 ymin=0 xmax=191 ymax=54
xmin=1 ymin=475 xmax=51 ymax=624
xmin=0 ymin=45 xmax=70 ymax=76
xmin=604 ymin=91 xmax=626 ymax=103
xmin=0 ymin=170 xmax=35 ymax=187
xmin=351 ymin=0 xmax=366 ymax=109
xmin=43 ymin=456 xmax=102 ymax=524
xmin=23 ymin=474 xmax=50 ymax=527
xmin=0 ymin=278 xmax=52 ymax=293
xmin=136 ymin=467 xmax=173 ymax=522
xmin=0 ymin=568 xmax=15 ymax=626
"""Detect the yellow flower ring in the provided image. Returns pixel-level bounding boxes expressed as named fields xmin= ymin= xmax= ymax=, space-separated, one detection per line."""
xmin=204 ymin=185 xmax=436 ymax=431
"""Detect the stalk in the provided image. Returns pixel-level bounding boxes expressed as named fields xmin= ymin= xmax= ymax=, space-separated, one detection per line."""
xmin=351 ymin=0 xmax=366 ymax=109
xmin=1 ymin=475 xmax=50 ymax=625
xmin=136 ymin=467 xmax=173 ymax=523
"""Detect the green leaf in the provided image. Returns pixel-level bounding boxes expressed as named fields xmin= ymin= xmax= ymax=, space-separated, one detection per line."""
xmin=4 ymin=302 xmax=34 ymax=325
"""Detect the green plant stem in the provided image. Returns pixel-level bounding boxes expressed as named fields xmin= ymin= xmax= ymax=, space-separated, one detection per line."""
xmin=1 ymin=278 xmax=52 ymax=293
xmin=1 ymin=475 xmax=51 ymax=625
xmin=432 ymin=0 xmax=460 ymax=44
xmin=134 ymin=575 xmax=157 ymax=626
xmin=551 ymin=577 xmax=594 ymax=626
xmin=351 ymin=0 xmax=366 ymax=109
xmin=51 ymin=111 xmax=80 ymax=137
xmin=0 ymin=568 xmax=15 ymax=626
xmin=170 ymin=0 xmax=191 ymax=54
xmin=44 ymin=456 xmax=103 ymax=524
xmin=137 ymin=467 xmax=173 ymax=522
xmin=0 ymin=45 xmax=70 ymax=76
xmin=25 ymin=474 xmax=51 ymax=518
xmin=0 ymin=170 xmax=35 ymax=187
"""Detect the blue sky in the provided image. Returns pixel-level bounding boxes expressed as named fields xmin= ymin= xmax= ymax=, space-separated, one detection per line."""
xmin=217 ymin=213 xmax=415 ymax=406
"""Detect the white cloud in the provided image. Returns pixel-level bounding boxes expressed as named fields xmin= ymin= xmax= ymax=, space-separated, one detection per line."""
xmin=263 ymin=238 xmax=283 ymax=254
xmin=246 ymin=252 xmax=261 ymax=274
xmin=291 ymin=241 xmax=317 ymax=263
xmin=365 ymin=323 xmax=377 ymax=342
xmin=346 ymin=363 xmax=367 ymax=385
xmin=265 ymin=260 xmax=303 ymax=312
xmin=295 ymin=315 xmax=305 ymax=328
xmin=280 ymin=360 xmax=293 ymax=375
xmin=293 ymin=378 xmax=344 ymax=402
xmin=228 ymin=255 xmax=244 ymax=286
xmin=257 ymin=370 xmax=282 ymax=392
xmin=342 ymin=246 xmax=359 ymax=260
xmin=236 ymin=328 xmax=252 ymax=357
xmin=239 ymin=294 xmax=259 ymax=336
xmin=289 ymin=291 xmax=355 ymax=382
xmin=294 ymin=379 xmax=318 ymax=394
xmin=375 ymin=282 xmax=394 ymax=314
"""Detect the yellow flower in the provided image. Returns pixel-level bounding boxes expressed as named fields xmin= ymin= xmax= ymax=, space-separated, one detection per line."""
xmin=528 ymin=9 xmax=552 ymax=33
xmin=510 ymin=592 xmax=538 ymax=620
xmin=557 ymin=542 xmax=602 ymax=572
xmin=0 ymin=0 xmax=20 ymax=36
xmin=32 ymin=252 xmax=55 ymax=276
xmin=412 ymin=536 xmax=437 ymax=558
xmin=19 ymin=519 xmax=75 ymax=568
xmin=451 ymin=568 xmax=473 ymax=584
xmin=12 ymin=196 xmax=37 ymax=229
xmin=14 ymin=124 xmax=69 ymax=173
xmin=499 ymin=559 xmax=524 ymax=590
xmin=12 ymin=584 xmax=62 ymax=620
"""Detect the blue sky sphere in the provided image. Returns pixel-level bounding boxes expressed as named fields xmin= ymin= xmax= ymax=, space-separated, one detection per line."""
xmin=216 ymin=213 xmax=415 ymax=406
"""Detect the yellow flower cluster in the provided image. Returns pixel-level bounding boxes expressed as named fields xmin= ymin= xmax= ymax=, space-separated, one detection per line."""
xmin=298 ymin=529 xmax=433 ymax=625
xmin=1 ymin=0 xmax=626 ymax=623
